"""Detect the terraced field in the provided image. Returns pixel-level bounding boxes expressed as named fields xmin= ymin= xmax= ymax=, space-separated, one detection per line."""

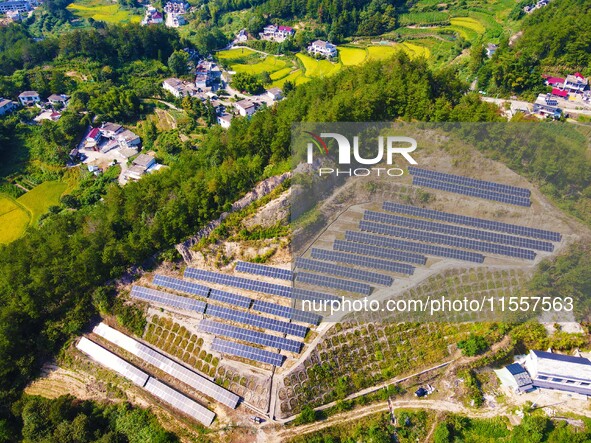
xmin=0 ymin=195 xmax=30 ymax=244
xmin=67 ymin=0 xmax=142 ymax=24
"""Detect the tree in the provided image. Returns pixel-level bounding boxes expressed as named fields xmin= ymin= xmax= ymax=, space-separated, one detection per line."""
xmin=167 ymin=50 xmax=189 ymax=77
xmin=232 ymin=72 xmax=264 ymax=94
xmin=457 ymin=334 xmax=488 ymax=356
xmin=295 ymin=405 xmax=316 ymax=424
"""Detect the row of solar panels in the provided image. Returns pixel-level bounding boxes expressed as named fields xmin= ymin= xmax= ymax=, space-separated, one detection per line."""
xmin=359 ymin=220 xmax=536 ymax=260
xmin=235 ymin=261 xmax=293 ymax=281
xmin=153 ymin=274 xmax=321 ymax=325
xmin=76 ymin=338 xmax=216 ymax=426
xmin=364 ymin=211 xmax=554 ymax=252
xmin=130 ymin=286 xmax=309 ymax=338
xmin=184 ymin=267 xmax=339 ymax=302
xmin=383 ymin=202 xmax=561 ymax=242
xmin=93 ymin=323 xmax=240 ymax=408
xmin=408 ymin=167 xmax=531 ymax=198
xmin=412 ymin=176 xmax=531 ymax=207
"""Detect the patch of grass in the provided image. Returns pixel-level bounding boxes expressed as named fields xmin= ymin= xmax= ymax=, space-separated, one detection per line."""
xmin=17 ymin=181 xmax=67 ymax=224
xmin=0 ymin=196 xmax=30 ymax=244
xmin=338 ymin=46 xmax=367 ymax=66
xmin=67 ymin=0 xmax=141 ymax=24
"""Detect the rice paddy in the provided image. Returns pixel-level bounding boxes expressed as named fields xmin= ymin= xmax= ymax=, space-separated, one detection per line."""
xmin=67 ymin=0 xmax=142 ymax=24
xmin=0 ymin=195 xmax=29 ymax=244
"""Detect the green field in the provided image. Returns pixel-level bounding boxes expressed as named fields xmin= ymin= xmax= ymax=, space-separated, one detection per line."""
xmin=67 ymin=0 xmax=142 ymax=24
xmin=17 ymin=181 xmax=67 ymax=224
xmin=0 ymin=195 xmax=30 ymax=244
xmin=216 ymin=48 xmax=289 ymax=75
xmin=339 ymin=46 xmax=368 ymax=66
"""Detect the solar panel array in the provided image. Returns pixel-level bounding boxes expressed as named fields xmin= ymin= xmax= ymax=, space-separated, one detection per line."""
xmin=383 ymin=202 xmax=561 ymax=242
xmin=296 ymin=272 xmax=372 ymax=295
xmin=93 ymin=323 xmax=240 ymax=409
xmin=200 ymin=319 xmax=302 ymax=353
xmin=360 ymin=220 xmax=536 ymax=260
xmin=296 ymin=257 xmax=393 ymax=286
xmin=333 ymin=240 xmax=427 ymax=265
xmin=131 ymin=286 xmax=206 ymax=313
xmin=144 ymin=378 xmax=216 ymax=427
xmin=364 ymin=211 xmax=554 ymax=252
xmin=408 ymin=167 xmax=531 ymax=197
xmin=346 ymin=231 xmax=485 ymax=263
xmin=412 ymin=176 xmax=531 ymax=207
xmin=251 ymin=299 xmax=322 ymax=325
xmin=77 ymin=337 xmax=149 ymax=387
xmin=235 ymin=261 xmax=293 ymax=281
xmin=205 ymin=304 xmax=308 ymax=338
xmin=311 ymin=248 xmax=416 ymax=274
xmin=185 ymin=268 xmax=292 ymax=298
xmin=212 ymin=338 xmax=285 ymax=367
xmin=153 ymin=275 xmax=210 ymax=298
xmin=209 ymin=288 xmax=252 ymax=309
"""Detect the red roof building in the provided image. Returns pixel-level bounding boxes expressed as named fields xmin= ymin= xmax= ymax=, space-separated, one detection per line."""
xmin=551 ymin=88 xmax=569 ymax=98
xmin=543 ymin=75 xmax=565 ymax=86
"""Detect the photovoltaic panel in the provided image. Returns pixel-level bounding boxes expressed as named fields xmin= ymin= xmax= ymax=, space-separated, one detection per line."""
xmin=130 ymin=286 xmax=206 ymax=313
xmin=93 ymin=323 xmax=240 ymax=409
xmin=359 ymin=220 xmax=536 ymax=260
xmin=364 ymin=211 xmax=554 ymax=252
xmin=199 ymin=319 xmax=302 ymax=353
xmin=144 ymin=378 xmax=216 ymax=426
xmin=296 ymin=272 xmax=372 ymax=295
xmin=235 ymin=261 xmax=293 ymax=281
xmin=212 ymin=337 xmax=285 ymax=367
xmin=185 ymin=268 xmax=292 ymax=298
xmin=412 ymin=176 xmax=531 ymax=207
xmin=296 ymin=257 xmax=393 ymax=286
xmin=205 ymin=304 xmax=308 ymax=338
xmin=333 ymin=240 xmax=427 ymax=265
xmin=311 ymin=248 xmax=416 ymax=274
xmin=209 ymin=289 xmax=252 ymax=309
xmin=153 ymin=275 xmax=210 ymax=298
xmin=292 ymin=288 xmax=341 ymax=302
xmin=76 ymin=337 xmax=149 ymax=387
xmin=383 ymin=202 xmax=561 ymax=242
xmin=345 ymin=231 xmax=485 ymax=263
xmin=251 ymin=299 xmax=322 ymax=325
xmin=408 ymin=166 xmax=531 ymax=197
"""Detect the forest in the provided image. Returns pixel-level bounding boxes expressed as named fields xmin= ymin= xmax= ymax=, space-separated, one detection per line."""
xmin=475 ymin=0 xmax=591 ymax=96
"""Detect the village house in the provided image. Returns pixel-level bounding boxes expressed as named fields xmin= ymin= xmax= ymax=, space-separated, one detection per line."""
xmin=47 ymin=94 xmax=69 ymax=107
xmin=533 ymin=93 xmax=562 ymax=118
xmin=266 ymin=87 xmax=283 ymax=101
xmin=543 ymin=75 xmax=565 ymax=88
xmin=125 ymin=153 xmax=159 ymax=180
xmin=564 ymin=72 xmax=588 ymax=93
xmin=259 ymin=24 xmax=295 ymax=42
xmin=236 ymin=29 xmax=248 ymax=43
xmin=235 ymin=99 xmax=257 ymax=117
xmin=100 ymin=122 xmax=123 ymax=138
xmin=34 ymin=110 xmax=61 ymax=123
xmin=217 ymin=113 xmax=233 ymax=129
xmin=141 ymin=6 xmax=163 ymax=25
xmin=0 ymin=0 xmax=34 ymax=14
xmin=162 ymin=78 xmax=197 ymax=98
xmin=307 ymin=40 xmax=337 ymax=58
xmin=0 ymin=98 xmax=18 ymax=116
xmin=18 ymin=91 xmax=40 ymax=106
